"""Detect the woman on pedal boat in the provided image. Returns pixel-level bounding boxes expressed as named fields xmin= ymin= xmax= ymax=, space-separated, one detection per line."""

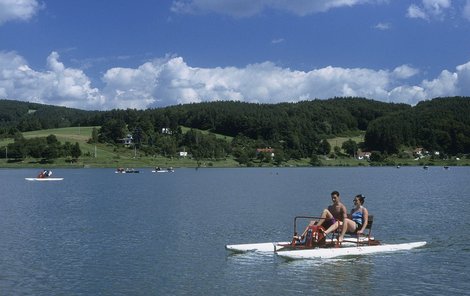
xmin=348 ymin=194 xmax=369 ymax=236
xmin=322 ymin=193 xmax=369 ymax=242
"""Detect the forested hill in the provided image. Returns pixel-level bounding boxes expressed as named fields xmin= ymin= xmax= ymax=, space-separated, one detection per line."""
xmin=364 ymin=97 xmax=470 ymax=154
xmin=1 ymin=97 xmax=469 ymax=155
xmin=155 ymin=98 xmax=409 ymax=138
xmin=0 ymin=99 xmax=102 ymax=131
xmin=0 ymin=97 xmax=409 ymax=137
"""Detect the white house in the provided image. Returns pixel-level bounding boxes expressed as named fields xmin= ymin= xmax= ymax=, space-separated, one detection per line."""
xmin=414 ymin=148 xmax=424 ymax=157
xmin=162 ymin=128 xmax=172 ymax=134
xmin=120 ymin=134 xmax=133 ymax=147
xmin=357 ymin=151 xmax=371 ymax=160
xmin=256 ymin=148 xmax=275 ymax=158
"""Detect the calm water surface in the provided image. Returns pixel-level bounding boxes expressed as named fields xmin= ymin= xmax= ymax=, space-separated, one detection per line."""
xmin=0 ymin=167 xmax=469 ymax=295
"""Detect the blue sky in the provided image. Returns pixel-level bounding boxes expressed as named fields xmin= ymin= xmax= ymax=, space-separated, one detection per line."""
xmin=1 ymin=0 xmax=470 ymax=110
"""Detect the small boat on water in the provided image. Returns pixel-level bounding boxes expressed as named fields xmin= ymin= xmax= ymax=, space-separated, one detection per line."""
xmin=152 ymin=167 xmax=174 ymax=173
xmin=115 ymin=168 xmax=140 ymax=173
xmin=26 ymin=170 xmax=63 ymax=181
xmin=25 ymin=177 xmax=64 ymax=181
xmin=226 ymin=215 xmax=426 ymax=259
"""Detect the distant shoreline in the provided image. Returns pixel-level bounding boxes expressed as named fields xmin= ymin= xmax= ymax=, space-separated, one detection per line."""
xmin=1 ymin=158 xmax=467 ymax=169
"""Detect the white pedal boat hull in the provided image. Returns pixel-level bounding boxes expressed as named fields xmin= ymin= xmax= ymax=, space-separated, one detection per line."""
xmin=226 ymin=242 xmax=290 ymax=252
xmin=226 ymin=241 xmax=426 ymax=259
xmin=277 ymin=241 xmax=427 ymax=259
xmin=25 ymin=178 xmax=64 ymax=181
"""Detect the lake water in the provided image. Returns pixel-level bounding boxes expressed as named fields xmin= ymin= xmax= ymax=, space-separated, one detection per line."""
xmin=0 ymin=167 xmax=469 ymax=295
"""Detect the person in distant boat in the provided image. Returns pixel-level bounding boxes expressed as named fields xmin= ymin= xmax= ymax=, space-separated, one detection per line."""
xmin=347 ymin=194 xmax=369 ymax=236
xmin=297 ymin=190 xmax=348 ymax=241
xmin=38 ymin=169 xmax=52 ymax=178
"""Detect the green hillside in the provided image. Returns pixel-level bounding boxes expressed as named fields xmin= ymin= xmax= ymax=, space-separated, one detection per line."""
xmin=0 ymin=126 xmax=239 ymax=168
xmin=1 ymin=126 xmax=467 ymax=168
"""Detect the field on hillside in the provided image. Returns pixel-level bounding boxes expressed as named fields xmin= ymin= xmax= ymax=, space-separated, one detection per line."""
xmin=180 ymin=126 xmax=233 ymax=142
xmin=327 ymin=133 xmax=365 ymax=149
xmin=0 ymin=127 xmax=468 ymax=168
xmin=0 ymin=127 xmax=95 ymax=146
xmin=0 ymin=126 xmax=238 ymax=168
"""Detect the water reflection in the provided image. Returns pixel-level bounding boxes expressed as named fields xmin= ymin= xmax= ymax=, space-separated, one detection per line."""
xmin=224 ymin=250 xmax=376 ymax=295
xmin=277 ymin=256 xmax=374 ymax=294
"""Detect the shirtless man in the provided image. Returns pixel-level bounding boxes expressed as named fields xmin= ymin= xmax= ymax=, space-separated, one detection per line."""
xmin=317 ymin=190 xmax=349 ymax=242
xmin=298 ymin=190 xmax=348 ymax=242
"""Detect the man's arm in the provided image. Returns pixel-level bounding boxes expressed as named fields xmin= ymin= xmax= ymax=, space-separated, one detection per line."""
xmin=341 ymin=204 xmax=348 ymax=221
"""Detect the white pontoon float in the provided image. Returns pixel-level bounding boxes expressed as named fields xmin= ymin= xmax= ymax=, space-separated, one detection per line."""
xmin=25 ymin=177 xmax=64 ymax=181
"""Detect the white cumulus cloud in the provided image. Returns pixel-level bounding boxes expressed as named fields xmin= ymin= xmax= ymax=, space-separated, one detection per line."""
xmin=1 ymin=51 xmax=470 ymax=110
xmin=0 ymin=51 xmax=104 ymax=109
xmin=464 ymin=0 xmax=470 ymax=20
xmin=374 ymin=22 xmax=391 ymax=30
xmin=392 ymin=65 xmax=420 ymax=79
xmin=407 ymin=0 xmax=452 ymax=20
xmin=455 ymin=61 xmax=470 ymax=94
xmin=407 ymin=4 xmax=427 ymax=19
xmin=0 ymin=0 xmax=40 ymax=25
xmin=171 ymin=0 xmax=376 ymax=17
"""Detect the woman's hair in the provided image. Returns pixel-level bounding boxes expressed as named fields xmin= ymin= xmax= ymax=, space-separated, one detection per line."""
xmin=355 ymin=194 xmax=365 ymax=205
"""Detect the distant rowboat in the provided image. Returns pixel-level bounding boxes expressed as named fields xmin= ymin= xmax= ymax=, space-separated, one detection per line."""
xmin=115 ymin=168 xmax=139 ymax=173
xmin=152 ymin=167 xmax=174 ymax=173
xmin=151 ymin=169 xmax=174 ymax=173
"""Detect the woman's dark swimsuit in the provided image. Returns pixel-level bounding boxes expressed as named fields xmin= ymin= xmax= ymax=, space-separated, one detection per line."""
xmin=351 ymin=210 xmax=363 ymax=230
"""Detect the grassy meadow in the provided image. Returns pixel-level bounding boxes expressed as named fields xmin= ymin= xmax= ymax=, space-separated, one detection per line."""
xmin=0 ymin=126 xmax=468 ymax=168
xmin=0 ymin=126 xmax=239 ymax=169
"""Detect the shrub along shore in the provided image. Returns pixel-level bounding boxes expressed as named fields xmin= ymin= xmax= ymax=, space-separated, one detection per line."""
xmin=1 ymin=154 xmax=467 ymax=169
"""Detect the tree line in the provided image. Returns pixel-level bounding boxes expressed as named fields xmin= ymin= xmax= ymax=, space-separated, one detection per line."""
xmin=5 ymin=134 xmax=81 ymax=162
xmin=1 ymin=97 xmax=469 ymax=164
xmin=364 ymin=97 xmax=470 ymax=155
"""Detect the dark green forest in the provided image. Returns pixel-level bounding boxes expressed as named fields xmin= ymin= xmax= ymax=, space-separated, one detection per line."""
xmin=1 ymin=97 xmax=469 ymax=163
